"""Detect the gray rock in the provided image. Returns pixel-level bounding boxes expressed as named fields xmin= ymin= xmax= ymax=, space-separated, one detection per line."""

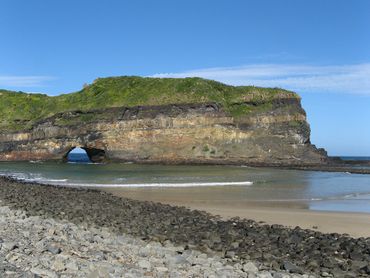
xmin=225 ymin=250 xmax=236 ymax=258
xmin=283 ymin=261 xmax=303 ymax=274
xmin=170 ymin=254 xmax=189 ymax=265
xmin=65 ymin=260 xmax=79 ymax=271
xmin=272 ymin=273 xmax=291 ymax=278
xmin=87 ymin=267 xmax=111 ymax=278
xmin=156 ymin=266 xmax=168 ymax=272
xmin=243 ymin=262 xmax=259 ymax=272
xmin=1 ymin=241 xmax=18 ymax=251
xmin=30 ymin=267 xmax=58 ymax=278
xmin=257 ymin=271 xmax=274 ymax=278
xmin=138 ymin=246 xmax=150 ymax=257
xmin=138 ymin=259 xmax=151 ymax=270
xmin=46 ymin=245 xmax=61 ymax=255
xmin=51 ymin=258 xmax=65 ymax=272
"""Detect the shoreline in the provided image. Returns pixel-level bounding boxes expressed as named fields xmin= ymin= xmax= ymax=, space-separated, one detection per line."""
xmin=104 ymin=188 xmax=370 ymax=238
xmin=1 ymin=177 xmax=370 ymax=277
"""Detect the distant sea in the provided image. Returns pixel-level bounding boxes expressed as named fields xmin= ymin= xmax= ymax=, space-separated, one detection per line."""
xmin=0 ymin=154 xmax=369 ymax=214
xmin=339 ymin=156 xmax=370 ymax=161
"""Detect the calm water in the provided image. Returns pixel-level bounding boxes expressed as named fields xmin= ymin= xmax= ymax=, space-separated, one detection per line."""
xmin=0 ymin=155 xmax=370 ymax=214
xmin=340 ymin=156 xmax=370 ymax=161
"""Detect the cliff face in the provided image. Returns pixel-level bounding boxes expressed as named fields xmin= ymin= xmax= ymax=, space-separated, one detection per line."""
xmin=0 ymin=77 xmax=328 ymax=165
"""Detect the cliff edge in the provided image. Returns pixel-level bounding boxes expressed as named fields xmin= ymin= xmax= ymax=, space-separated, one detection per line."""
xmin=0 ymin=76 xmax=328 ymax=165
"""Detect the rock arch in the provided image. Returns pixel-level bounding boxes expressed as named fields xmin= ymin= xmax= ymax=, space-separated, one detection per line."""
xmin=63 ymin=146 xmax=107 ymax=163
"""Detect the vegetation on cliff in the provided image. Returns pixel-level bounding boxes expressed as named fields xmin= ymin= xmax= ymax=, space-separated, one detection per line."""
xmin=0 ymin=76 xmax=299 ymax=131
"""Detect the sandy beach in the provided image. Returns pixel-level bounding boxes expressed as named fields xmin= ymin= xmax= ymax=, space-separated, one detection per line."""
xmin=105 ymin=187 xmax=370 ymax=238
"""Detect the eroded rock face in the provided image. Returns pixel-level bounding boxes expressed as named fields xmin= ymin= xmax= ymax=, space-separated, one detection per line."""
xmin=0 ymin=98 xmax=327 ymax=165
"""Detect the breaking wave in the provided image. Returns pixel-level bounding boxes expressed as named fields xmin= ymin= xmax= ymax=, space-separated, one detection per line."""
xmin=46 ymin=181 xmax=254 ymax=188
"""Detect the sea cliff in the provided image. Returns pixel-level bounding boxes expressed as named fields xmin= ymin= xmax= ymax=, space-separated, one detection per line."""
xmin=0 ymin=76 xmax=327 ymax=165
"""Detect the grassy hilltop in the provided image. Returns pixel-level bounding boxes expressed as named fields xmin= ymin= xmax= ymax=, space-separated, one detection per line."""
xmin=0 ymin=76 xmax=298 ymax=131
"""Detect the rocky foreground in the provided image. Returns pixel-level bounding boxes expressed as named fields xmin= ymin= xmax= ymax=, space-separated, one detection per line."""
xmin=0 ymin=205 xmax=274 ymax=277
xmin=0 ymin=178 xmax=369 ymax=277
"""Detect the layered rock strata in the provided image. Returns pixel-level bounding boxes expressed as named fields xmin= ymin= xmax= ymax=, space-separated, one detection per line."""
xmin=0 ymin=99 xmax=327 ymax=165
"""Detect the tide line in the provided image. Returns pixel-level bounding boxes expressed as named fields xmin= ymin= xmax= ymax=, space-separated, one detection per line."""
xmin=47 ymin=181 xmax=254 ymax=188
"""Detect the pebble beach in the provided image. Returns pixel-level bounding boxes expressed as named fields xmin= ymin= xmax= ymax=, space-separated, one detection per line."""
xmin=0 ymin=177 xmax=370 ymax=277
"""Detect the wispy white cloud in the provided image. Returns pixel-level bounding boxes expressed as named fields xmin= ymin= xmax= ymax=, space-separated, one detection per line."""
xmin=152 ymin=63 xmax=370 ymax=95
xmin=0 ymin=76 xmax=54 ymax=88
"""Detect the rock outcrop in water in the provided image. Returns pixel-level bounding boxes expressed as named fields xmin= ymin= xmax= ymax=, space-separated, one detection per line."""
xmin=0 ymin=76 xmax=327 ymax=165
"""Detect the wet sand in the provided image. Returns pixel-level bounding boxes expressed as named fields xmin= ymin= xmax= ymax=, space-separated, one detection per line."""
xmin=104 ymin=187 xmax=370 ymax=238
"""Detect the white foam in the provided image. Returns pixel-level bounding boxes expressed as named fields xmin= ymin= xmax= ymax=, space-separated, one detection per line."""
xmin=0 ymin=172 xmax=68 ymax=184
xmin=310 ymin=198 xmax=324 ymax=201
xmin=1 ymin=171 xmax=253 ymax=188
xmin=47 ymin=179 xmax=68 ymax=182
xmin=46 ymin=181 xmax=254 ymax=188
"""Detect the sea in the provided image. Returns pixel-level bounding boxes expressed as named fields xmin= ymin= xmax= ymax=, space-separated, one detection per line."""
xmin=0 ymin=153 xmax=370 ymax=214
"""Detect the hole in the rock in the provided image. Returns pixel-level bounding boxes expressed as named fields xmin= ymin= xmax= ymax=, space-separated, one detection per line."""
xmin=67 ymin=147 xmax=92 ymax=163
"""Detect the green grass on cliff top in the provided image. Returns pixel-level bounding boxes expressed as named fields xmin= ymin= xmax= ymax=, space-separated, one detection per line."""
xmin=0 ymin=76 xmax=299 ymax=131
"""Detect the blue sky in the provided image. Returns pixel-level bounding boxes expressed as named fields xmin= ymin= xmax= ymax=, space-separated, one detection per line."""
xmin=1 ymin=0 xmax=369 ymax=156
